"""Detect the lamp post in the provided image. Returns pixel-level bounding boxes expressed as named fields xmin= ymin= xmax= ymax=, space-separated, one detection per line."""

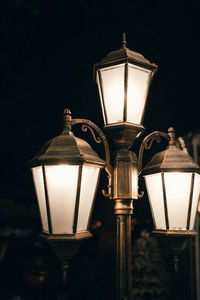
xmin=28 ymin=109 xmax=105 ymax=280
xmin=140 ymin=128 xmax=200 ymax=271
xmin=94 ymin=33 xmax=157 ymax=148
xmin=29 ymin=34 xmax=200 ymax=300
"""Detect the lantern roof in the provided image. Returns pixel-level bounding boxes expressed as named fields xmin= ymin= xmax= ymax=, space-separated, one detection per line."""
xmin=28 ymin=110 xmax=105 ymax=168
xmin=94 ymin=33 xmax=158 ymax=73
xmin=142 ymin=128 xmax=200 ymax=175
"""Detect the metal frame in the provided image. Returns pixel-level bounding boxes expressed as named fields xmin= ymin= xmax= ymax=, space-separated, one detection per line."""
xmin=141 ymin=128 xmax=200 ymax=232
xmin=42 ymin=165 xmax=52 ymax=234
xmin=123 ymin=62 xmax=128 ymax=122
xmin=187 ymin=173 xmax=195 ymax=230
xmin=161 ymin=172 xmax=169 ymax=230
xmin=95 ymin=60 xmax=155 ymax=149
xmin=93 ymin=49 xmax=158 ymax=78
xmin=73 ymin=165 xmax=82 ymax=234
xmin=28 ymin=110 xmax=107 ymax=266
xmin=86 ymin=168 xmax=101 ymax=231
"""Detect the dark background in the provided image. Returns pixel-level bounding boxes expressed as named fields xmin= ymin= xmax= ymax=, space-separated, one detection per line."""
xmin=0 ymin=0 xmax=199 ymax=299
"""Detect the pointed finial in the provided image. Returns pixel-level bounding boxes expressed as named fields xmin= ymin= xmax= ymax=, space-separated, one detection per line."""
xmin=122 ymin=32 xmax=127 ymax=49
xmin=63 ymin=108 xmax=72 ymax=132
xmin=168 ymin=127 xmax=176 ymax=146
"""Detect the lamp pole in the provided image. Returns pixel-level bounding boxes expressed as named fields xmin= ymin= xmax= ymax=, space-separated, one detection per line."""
xmin=115 ymin=204 xmax=133 ymax=300
xmin=93 ymin=33 xmax=157 ymax=299
xmin=29 ymin=34 xmax=200 ymax=300
xmin=110 ymin=147 xmax=140 ymax=300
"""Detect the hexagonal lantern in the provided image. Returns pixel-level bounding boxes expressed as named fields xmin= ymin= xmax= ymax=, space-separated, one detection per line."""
xmin=94 ymin=33 xmax=158 ymax=147
xmin=142 ymin=128 xmax=200 ymax=237
xmin=28 ymin=109 xmax=105 ymax=242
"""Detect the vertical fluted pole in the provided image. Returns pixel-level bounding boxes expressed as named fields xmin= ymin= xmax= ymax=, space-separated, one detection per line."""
xmin=116 ymin=213 xmax=132 ymax=300
xmin=113 ymin=149 xmax=136 ymax=300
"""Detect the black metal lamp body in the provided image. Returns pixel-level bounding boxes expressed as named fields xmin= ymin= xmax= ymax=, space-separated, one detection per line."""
xmin=142 ymin=138 xmax=200 ymax=237
xmin=94 ymin=33 xmax=157 ymax=149
xmin=140 ymin=129 xmax=200 ymax=270
xmin=28 ymin=110 xmax=105 ymax=263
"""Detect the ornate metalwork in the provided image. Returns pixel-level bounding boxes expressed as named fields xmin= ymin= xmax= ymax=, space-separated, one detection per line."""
xmin=138 ymin=130 xmax=169 ymax=174
xmin=178 ymin=136 xmax=188 ymax=153
xmin=81 ymin=125 xmax=102 ymax=144
xmin=72 ymin=118 xmax=113 ymax=198
xmin=144 ymin=135 xmax=161 ymax=150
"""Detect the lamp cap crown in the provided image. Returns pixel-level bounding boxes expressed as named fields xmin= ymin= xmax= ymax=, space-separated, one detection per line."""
xmin=142 ymin=145 xmax=200 ymax=175
xmin=94 ymin=33 xmax=158 ymax=79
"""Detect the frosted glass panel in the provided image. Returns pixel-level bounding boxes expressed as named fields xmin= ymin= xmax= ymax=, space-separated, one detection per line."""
xmin=97 ymin=74 xmax=106 ymax=124
xmin=77 ymin=166 xmax=100 ymax=232
xmin=100 ymin=64 xmax=125 ymax=124
xmin=190 ymin=173 xmax=200 ymax=229
xmin=127 ymin=64 xmax=151 ymax=124
xmin=32 ymin=167 xmax=49 ymax=232
xmin=144 ymin=173 xmax=166 ymax=230
xmin=165 ymin=172 xmax=191 ymax=230
xmin=45 ymin=165 xmax=79 ymax=234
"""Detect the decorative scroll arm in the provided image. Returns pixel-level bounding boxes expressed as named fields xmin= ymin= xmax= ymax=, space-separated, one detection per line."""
xmin=137 ymin=130 xmax=170 ymax=174
xmin=71 ymin=118 xmax=113 ymax=198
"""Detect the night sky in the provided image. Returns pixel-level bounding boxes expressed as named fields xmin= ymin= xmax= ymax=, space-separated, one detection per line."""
xmin=0 ymin=1 xmax=199 ymax=299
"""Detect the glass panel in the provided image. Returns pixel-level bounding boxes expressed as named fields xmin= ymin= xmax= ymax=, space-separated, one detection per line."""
xmin=144 ymin=173 xmax=166 ymax=230
xmin=190 ymin=173 xmax=200 ymax=229
xmin=45 ymin=165 xmax=79 ymax=234
xmin=77 ymin=166 xmax=100 ymax=232
xmin=127 ymin=64 xmax=151 ymax=124
xmin=100 ymin=64 xmax=125 ymax=124
xmin=97 ymin=73 xmax=106 ymax=124
xmin=165 ymin=172 xmax=191 ymax=230
xmin=32 ymin=166 xmax=49 ymax=232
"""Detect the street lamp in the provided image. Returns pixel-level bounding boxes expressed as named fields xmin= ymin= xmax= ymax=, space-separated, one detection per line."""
xmin=141 ymin=128 xmax=200 ymax=270
xmin=94 ymin=32 xmax=157 ymax=148
xmin=142 ymin=128 xmax=200 ymax=234
xmin=29 ymin=34 xmax=200 ymax=300
xmin=28 ymin=109 xmax=105 ymax=277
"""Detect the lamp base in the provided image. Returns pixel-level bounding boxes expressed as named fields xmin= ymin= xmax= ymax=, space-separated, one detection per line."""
xmin=152 ymin=230 xmax=196 ymax=272
xmin=40 ymin=231 xmax=92 ymax=283
xmin=103 ymin=122 xmax=145 ymax=149
xmin=152 ymin=229 xmax=197 ymax=237
xmin=39 ymin=231 xmax=92 ymax=261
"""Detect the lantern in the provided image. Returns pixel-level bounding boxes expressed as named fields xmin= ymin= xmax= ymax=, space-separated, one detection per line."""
xmin=94 ymin=33 xmax=158 ymax=148
xmin=142 ymin=128 xmax=200 ymax=236
xmin=28 ymin=109 xmax=105 ymax=241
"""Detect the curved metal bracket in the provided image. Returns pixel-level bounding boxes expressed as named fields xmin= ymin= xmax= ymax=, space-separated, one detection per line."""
xmin=72 ymin=118 xmax=113 ymax=198
xmin=177 ymin=136 xmax=188 ymax=153
xmin=137 ymin=131 xmax=170 ymax=174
